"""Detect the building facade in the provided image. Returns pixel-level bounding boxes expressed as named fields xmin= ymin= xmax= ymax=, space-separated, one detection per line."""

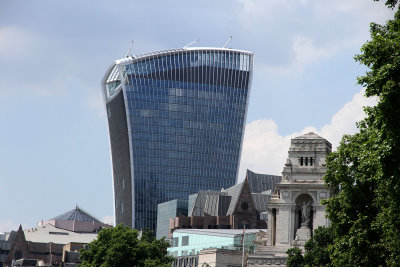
xmin=156 ymin=199 xmax=188 ymax=240
xmin=167 ymin=170 xmax=281 ymax=238
xmin=5 ymin=207 xmax=111 ymax=267
xmin=102 ymin=47 xmax=254 ymax=230
xmin=266 ymin=132 xmax=331 ymax=248
xmin=247 ymin=132 xmax=332 ymax=265
xmin=168 ymin=229 xmax=258 ymax=257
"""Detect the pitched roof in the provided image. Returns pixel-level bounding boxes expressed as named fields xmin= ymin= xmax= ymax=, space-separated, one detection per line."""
xmin=188 ymin=170 xmax=282 ymax=217
xmin=223 ymin=182 xmax=245 ymax=215
xmin=251 ymin=193 xmax=270 ymax=212
xmin=52 ymin=206 xmax=102 ymax=223
xmin=189 ymin=191 xmax=224 ymax=217
xmin=246 ymin=169 xmax=281 ymax=194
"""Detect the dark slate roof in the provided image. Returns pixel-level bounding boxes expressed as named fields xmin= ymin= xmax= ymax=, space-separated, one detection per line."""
xmin=188 ymin=170 xmax=281 ymax=217
xmin=52 ymin=206 xmax=102 ymax=223
xmin=251 ymin=193 xmax=270 ymax=212
xmin=189 ymin=191 xmax=223 ymax=217
xmin=246 ymin=169 xmax=282 ymax=194
xmin=203 ymin=194 xmax=231 ymax=216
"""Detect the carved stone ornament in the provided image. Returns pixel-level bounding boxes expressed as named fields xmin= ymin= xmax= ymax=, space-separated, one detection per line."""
xmin=271 ymin=188 xmax=280 ymax=199
xmin=252 ymin=230 xmax=268 ymax=247
xmin=247 ymin=257 xmax=287 ymax=266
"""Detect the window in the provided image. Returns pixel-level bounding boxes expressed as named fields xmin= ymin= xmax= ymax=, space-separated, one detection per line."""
xmin=172 ymin=237 xmax=179 ymax=247
xmin=241 ymin=202 xmax=249 ymax=210
xmin=299 ymin=157 xmax=313 ymax=166
xmin=182 ymin=236 xmax=189 ymax=246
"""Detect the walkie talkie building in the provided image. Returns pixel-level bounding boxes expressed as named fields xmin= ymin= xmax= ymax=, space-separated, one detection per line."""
xmin=102 ymin=47 xmax=254 ymax=231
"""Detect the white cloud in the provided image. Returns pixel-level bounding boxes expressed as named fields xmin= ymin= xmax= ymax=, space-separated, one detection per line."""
xmin=238 ymin=88 xmax=377 ymax=181
xmin=261 ymin=34 xmax=351 ymax=74
xmin=313 ymin=0 xmax=394 ymax=24
xmin=236 ymin=0 xmax=395 ymax=75
xmin=102 ymin=215 xmax=114 ymax=226
xmin=319 ymin=89 xmax=377 ymax=148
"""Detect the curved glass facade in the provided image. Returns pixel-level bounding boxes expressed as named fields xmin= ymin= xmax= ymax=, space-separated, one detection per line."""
xmin=102 ymin=47 xmax=254 ymax=231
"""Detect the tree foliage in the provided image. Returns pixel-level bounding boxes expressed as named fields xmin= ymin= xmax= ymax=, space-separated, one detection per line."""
xmin=286 ymin=226 xmax=334 ymax=267
xmin=323 ymin=4 xmax=400 ymax=266
xmin=303 ymin=226 xmax=334 ymax=266
xmin=374 ymin=0 xmax=398 ymax=9
xmin=79 ymin=224 xmax=173 ymax=267
xmin=287 ymin=247 xmax=304 ymax=267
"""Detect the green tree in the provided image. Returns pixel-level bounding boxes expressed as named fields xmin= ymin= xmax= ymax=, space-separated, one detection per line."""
xmin=287 ymin=247 xmax=304 ymax=267
xmin=79 ymin=224 xmax=173 ymax=267
xmin=323 ymin=2 xmax=400 ymax=265
xmin=303 ymin=226 xmax=334 ymax=267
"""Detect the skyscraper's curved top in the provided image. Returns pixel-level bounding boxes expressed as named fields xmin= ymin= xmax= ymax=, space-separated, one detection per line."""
xmin=102 ymin=47 xmax=254 ymax=231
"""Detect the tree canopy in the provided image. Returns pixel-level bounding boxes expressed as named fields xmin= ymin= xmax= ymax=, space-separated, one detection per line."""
xmin=323 ymin=3 xmax=400 ymax=265
xmin=79 ymin=224 xmax=173 ymax=267
xmin=286 ymin=226 xmax=334 ymax=267
xmin=303 ymin=226 xmax=334 ymax=266
xmin=287 ymin=247 xmax=304 ymax=267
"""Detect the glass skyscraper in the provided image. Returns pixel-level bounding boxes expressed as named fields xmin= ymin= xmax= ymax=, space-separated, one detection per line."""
xmin=102 ymin=47 xmax=254 ymax=231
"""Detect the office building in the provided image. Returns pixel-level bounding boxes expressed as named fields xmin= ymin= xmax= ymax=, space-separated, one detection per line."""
xmin=156 ymin=199 xmax=188 ymax=240
xmin=102 ymin=47 xmax=254 ymax=231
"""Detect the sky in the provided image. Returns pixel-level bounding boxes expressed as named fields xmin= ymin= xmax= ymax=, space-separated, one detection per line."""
xmin=0 ymin=0 xmax=395 ymax=232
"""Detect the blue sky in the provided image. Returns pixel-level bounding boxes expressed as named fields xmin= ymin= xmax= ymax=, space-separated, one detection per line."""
xmin=0 ymin=0 xmax=395 ymax=231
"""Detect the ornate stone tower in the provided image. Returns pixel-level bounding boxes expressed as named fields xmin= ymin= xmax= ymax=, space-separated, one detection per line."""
xmin=269 ymin=132 xmax=331 ymax=247
xmin=248 ymin=132 xmax=332 ymax=265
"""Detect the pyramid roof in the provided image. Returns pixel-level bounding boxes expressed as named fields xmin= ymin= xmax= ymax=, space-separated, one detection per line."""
xmin=52 ymin=206 xmax=102 ymax=223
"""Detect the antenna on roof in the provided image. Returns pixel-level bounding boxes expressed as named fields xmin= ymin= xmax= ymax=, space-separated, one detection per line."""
xmin=125 ymin=40 xmax=134 ymax=58
xmin=223 ymin=35 xmax=232 ymax=48
xmin=183 ymin=39 xmax=200 ymax=48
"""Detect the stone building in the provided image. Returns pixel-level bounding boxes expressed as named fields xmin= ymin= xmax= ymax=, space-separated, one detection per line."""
xmin=248 ymin=132 xmax=332 ymax=266
xmin=4 ymin=207 xmax=111 ymax=266
xmin=167 ymin=171 xmax=281 ymax=238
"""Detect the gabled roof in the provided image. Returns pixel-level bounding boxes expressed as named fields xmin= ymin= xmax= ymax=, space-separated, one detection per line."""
xmin=188 ymin=170 xmax=282 ymax=217
xmin=223 ymin=182 xmax=245 ymax=215
xmin=251 ymin=193 xmax=270 ymax=212
xmin=52 ymin=206 xmax=102 ymax=223
xmin=203 ymin=194 xmax=231 ymax=216
xmin=189 ymin=191 xmax=224 ymax=217
xmin=246 ymin=170 xmax=281 ymax=194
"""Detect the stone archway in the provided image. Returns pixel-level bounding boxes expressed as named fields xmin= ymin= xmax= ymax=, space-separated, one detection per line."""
xmin=294 ymin=194 xmax=314 ymax=243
